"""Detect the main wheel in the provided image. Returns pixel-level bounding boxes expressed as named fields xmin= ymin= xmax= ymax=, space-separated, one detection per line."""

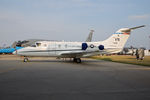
xmin=23 ymin=58 xmax=29 ymax=62
xmin=76 ymin=58 xmax=81 ymax=63
xmin=73 ymin=58 xmax=77 ymax=62
xmin=74 ymin=58 xmax=81 ymax=63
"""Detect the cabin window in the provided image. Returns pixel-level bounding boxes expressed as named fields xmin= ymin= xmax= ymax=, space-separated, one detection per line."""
xmin=58 ymin=44 xmax=61 ymax=48
xmin=43 ymin=44 xmax=47 ymax=47
xmin=65 ymin=44 xmax=67 ymax=48
xmin=36 ymin=43 xmax=41 ymax=47
xmin=31 ymin=45 xmax=36 ymax=47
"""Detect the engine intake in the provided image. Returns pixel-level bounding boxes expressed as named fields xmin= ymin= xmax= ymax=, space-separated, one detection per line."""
xmin=82 ymin=43 xmax=88 ymax=50
xmin=98 ymin=45 xmax=104 ymax=50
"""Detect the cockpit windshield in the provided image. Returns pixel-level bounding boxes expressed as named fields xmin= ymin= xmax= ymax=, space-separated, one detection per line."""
xmin=31 ymin=44 xmax=36 ymax=47
xmin=36 ymin=43 xmax=41 ymax=47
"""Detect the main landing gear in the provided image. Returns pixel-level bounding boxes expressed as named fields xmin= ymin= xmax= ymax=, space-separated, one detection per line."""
xmin=73 ymin=58 xmax=81 ymax=63
xmin=22 ymin=57 xmax=81 ymax=63
xmin=23 ymin=57 xmax=29 ymax=62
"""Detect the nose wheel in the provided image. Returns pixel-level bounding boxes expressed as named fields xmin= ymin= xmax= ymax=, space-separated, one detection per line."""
xmin=23 ymin=57 xmax=29 ymax=62
xmin=73 ymin=58 xmax=81 ymax=63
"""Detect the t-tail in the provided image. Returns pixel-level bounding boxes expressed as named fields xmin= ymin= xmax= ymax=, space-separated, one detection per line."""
xmin=102 ymin=25 xmax=145 ymax=53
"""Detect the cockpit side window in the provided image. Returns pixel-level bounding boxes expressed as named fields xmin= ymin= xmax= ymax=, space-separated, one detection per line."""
xmin=31 ymin=44 xmax=36 ymax=47
xmin=36 ymin=43 xmax=41 ymax=47
xmin=43 ymin=44 xmax=47 ymax=47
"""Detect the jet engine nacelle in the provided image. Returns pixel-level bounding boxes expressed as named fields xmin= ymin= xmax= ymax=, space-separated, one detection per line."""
xmin=82 ymin=43 xmax=88 ymax=50
xmin=98 ymin=45 xmax=104 ymax=50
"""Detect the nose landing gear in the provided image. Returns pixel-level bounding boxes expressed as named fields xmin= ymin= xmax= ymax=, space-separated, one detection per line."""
xmin=23 ymin=57 xmax=29 ymax=62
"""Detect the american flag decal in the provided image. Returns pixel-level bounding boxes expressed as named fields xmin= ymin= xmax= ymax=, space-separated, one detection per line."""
xmin=123 ymin=32 xmax=130 ymax=35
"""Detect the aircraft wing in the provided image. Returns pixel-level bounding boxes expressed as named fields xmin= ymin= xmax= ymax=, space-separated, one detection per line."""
xmin=60 ymin=50 xmax=99 ymax=58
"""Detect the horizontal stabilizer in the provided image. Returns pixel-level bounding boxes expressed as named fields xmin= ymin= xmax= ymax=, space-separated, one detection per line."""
xmin=130 ymin=25 xmax=145 ymax=30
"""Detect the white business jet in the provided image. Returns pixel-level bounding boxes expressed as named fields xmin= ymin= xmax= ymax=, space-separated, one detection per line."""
xmin=13 ymin=25 xmax=145 ymax=63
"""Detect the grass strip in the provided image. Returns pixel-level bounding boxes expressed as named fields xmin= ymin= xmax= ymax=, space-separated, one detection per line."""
xmin=92 ymin=55 xmax=150 ymax=66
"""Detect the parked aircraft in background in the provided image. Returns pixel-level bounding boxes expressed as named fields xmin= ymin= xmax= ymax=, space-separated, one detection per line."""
xmin=0 ymin=46 xmax=23 ymax=54
xmin=13 ymin=25 xmax=145 ymax=63
xmin=85 ymin=30 xmax=94 ymax=42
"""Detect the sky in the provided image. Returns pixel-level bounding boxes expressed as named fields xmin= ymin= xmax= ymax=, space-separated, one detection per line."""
xmin=0 ymin=0 xmax=150 ymax=49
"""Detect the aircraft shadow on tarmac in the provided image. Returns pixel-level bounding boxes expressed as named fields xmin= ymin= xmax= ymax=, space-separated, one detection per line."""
xmin=27 ymin=59 xmax=101 ymax=63
xmin=26 ymin=59 xmax=108 ymax=67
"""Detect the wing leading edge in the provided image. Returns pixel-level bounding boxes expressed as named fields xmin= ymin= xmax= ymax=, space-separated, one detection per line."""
xmin=60 ymin=50 xmax=100 ymax=58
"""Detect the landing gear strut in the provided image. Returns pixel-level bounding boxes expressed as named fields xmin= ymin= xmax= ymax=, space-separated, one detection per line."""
xmin=73 ymin=58 xmax=81 ymax=63
xmin=23 ymin=57 xmax=29 ymax=62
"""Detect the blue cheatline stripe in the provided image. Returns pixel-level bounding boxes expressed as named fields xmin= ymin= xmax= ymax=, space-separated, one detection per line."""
xmin=0 ymin=48 xmax=15 ymax=53
xmin=113 ymin=33 xmax=123 ymax=34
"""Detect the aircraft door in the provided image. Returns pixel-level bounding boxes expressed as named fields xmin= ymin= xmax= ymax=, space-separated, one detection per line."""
xmin=48 ymin=42 xmax=56 ymax=56
xmin=35 ymin=42 xmax=49 ymax=56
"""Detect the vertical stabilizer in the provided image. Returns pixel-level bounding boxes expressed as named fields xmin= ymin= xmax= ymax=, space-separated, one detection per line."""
xmin=102 ymin=25 xmax=145 ymax=52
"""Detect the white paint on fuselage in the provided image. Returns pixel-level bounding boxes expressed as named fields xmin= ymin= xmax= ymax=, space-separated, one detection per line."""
xmin=15 ymin=40 xmax=123 ymax=57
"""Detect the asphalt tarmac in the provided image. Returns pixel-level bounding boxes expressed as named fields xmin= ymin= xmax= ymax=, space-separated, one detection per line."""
xmin=0 ymin=57 xmax=150 ymax=100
